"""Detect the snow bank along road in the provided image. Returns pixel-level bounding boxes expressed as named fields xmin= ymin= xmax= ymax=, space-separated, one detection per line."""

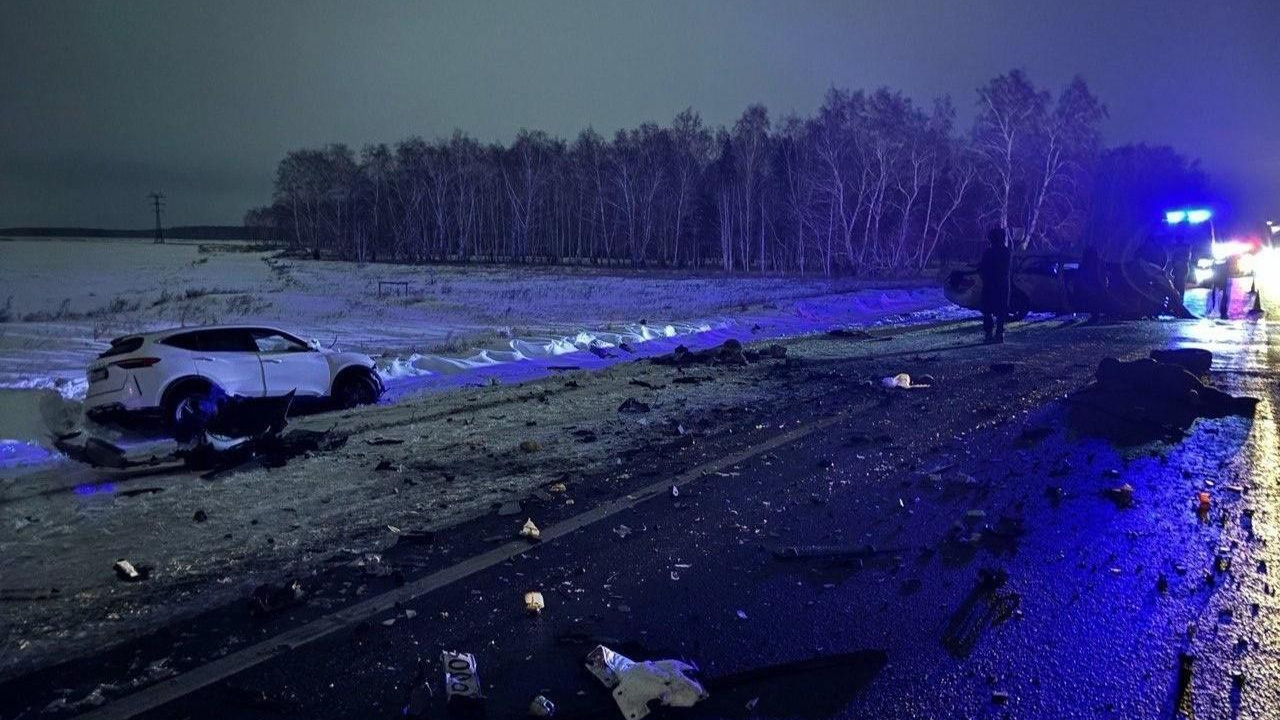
xmin=4 ymin=313 xmax=1280 ymax=719
xmin=0 ymin=236 xmax=950 ymax=465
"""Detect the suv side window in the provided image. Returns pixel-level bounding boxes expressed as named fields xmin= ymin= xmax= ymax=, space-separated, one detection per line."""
xmin=200 ymin=329 xmax=257 ymax=352
xmin=160 ymin=332 xmax=203 ymax=351
xmin=251 ymin=329 xmax=309 ymax=353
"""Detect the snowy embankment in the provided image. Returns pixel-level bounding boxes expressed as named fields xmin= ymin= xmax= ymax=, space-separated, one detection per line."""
xmin=0 ymin=237 xmax=955 ymax=467
xmin=370 ymin=286 xmax=952 ymax=400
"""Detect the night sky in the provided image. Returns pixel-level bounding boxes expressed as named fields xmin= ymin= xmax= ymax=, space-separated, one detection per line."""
xmin=2 ymin=0 xmax=1275 ymax=231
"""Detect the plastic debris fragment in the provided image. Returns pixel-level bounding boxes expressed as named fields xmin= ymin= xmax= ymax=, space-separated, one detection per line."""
xmin=520 ymin=518 xmax=542 ymax=541
xmin=442 ymin=651 xmax=484 ymax=712
xmin=881 ymin=373 xmax=912 ymax=389
xmin=529 ymin=695 xmax=556 ymax=717
xmin=585 ymin=645 xmax=708 ymax=720
xmin=113 ymin=559 xmax=148 ymax=582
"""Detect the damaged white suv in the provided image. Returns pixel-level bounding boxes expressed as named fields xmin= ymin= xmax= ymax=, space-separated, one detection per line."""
xmin=86 ymin=325 xmax=382 ymax=426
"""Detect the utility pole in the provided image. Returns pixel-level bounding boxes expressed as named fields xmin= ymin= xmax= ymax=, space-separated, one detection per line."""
xmin=148 ymin=191 xmax=166 ymax=244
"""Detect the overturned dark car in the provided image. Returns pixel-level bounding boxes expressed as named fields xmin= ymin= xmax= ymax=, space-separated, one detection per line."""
xmin=943 ymin=254 xmax=1194 ymax=319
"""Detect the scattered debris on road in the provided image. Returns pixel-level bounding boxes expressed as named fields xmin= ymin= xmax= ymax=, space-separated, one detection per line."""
xmin=112 ymin=559 xmax=149 ymax=582
xmin=442 ymin=651 xmax=485 ymax=713
xmin=1101 ymin=484 xmax=1135 ymax=509
xmin=881 ymin=373 xmax=914 ymax=389
xmin=1068 ymin=353 xmax=1258 ymax=444
xmin=528 ymin=694 xmax=556 ymax=717
xmin=651 ymin=339 xmax=785 ymax=367
xmin=247 ymin=579 xmax=305 ymax=620
xmin=524 ymin=591 xmax=545 ymax=615
xmin=774 ymin=544 xmax=879 ymax=560
xmin=1197 ymin=491 xmax=1212 ymax=521
xmin=520 ymin=519 xmax=542 ymax=541
xmin=357 ymin=553 xmax=394 ymax=577
xmin=585 ymin=645 xmax=708 ymax=719
xmin=942 ymin=569 xmax=1020 ymax=657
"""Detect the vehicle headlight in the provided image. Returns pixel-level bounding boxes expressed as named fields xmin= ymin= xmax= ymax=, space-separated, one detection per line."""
xmin=1194 ymin=267 xmax=1215 ymax=284
xmin=1196 ymin=258 xmax=1214 ymax=269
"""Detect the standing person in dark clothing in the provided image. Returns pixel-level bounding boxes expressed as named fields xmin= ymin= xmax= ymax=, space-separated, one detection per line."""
xmin=978 ymin=227 xmax=1012 ymax=343
xmin=1170 ymin=244 xmax=1191 ymax=304
xmin=1208 ymin=257 xmax=1234 ymax=319
xmin=1219 ymin=255 xmax=1235 ymax=319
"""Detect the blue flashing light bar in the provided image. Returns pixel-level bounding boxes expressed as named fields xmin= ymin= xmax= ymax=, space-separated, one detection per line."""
xmin=1164 ymin=207 xmax=1213 ymax=225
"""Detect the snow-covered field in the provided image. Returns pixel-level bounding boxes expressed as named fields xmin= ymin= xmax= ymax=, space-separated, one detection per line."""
xmin=0 ymin=236 xmax=953 ymax=465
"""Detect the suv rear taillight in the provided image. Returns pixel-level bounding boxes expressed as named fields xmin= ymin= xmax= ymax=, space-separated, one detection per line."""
xmin=112 ymin=357 xmax=161 ymax=369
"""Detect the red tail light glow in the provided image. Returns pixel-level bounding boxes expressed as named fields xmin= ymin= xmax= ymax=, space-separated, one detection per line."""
xmin=112 ymin=357 xmax=161 ymax=369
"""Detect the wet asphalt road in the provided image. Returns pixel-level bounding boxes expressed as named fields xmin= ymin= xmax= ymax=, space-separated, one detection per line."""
xmin=7 ymin=313 xmax=1280 ymax=720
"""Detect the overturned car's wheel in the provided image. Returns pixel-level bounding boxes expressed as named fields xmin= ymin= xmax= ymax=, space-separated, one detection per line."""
xmin=333 ymin=369 xmax=381 ymax=409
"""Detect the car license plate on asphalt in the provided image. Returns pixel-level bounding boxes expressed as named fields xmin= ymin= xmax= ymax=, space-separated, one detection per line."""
xmin=442 ymin=651 xmax=482 ymax=703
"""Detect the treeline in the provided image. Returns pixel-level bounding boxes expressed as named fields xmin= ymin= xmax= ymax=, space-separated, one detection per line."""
xmin=251 ymin=70 xmax=1209 ymax=274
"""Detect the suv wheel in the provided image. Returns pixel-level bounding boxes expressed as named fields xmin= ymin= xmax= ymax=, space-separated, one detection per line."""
xmin=333 ymin=370 xmax=380 ymax=409
xmin=162 ymin=382 xmax=217 ymax=439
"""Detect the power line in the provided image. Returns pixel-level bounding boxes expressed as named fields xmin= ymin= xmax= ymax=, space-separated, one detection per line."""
xmin=148 ymin=191 xmax=166 ymax=244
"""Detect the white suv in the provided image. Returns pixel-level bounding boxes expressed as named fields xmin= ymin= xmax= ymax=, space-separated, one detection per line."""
xmin=85 ymin=325 xmax=382 ymax=425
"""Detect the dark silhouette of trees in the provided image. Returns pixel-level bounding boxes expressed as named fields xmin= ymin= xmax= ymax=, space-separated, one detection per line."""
xmin=256 ymin=71 xmax=1198 ymax=273
xmin=1083 ymin=144 xmax=1211 ymax=257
